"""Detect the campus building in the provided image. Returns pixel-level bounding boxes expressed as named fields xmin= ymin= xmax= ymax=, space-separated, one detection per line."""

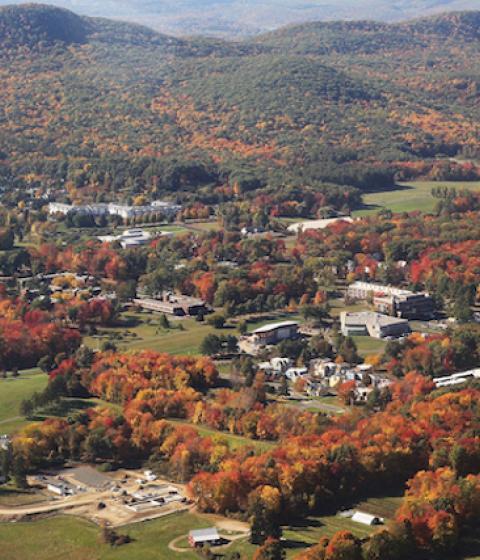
xmin=134 ymin=292 xmax=209 ymax=317
xmin=347 ymin=281 xmax=434 ymax=319
xmin=251 ymin=321 xmax=299 ymax=346
xmin=48 ymin=201 xmax=181 ymax=220
xmin=340 ymin=311 xmax=411 ymax=339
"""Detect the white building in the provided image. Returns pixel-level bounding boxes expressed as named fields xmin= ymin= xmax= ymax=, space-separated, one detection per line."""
xmin=98 ymin=228 xmax=155 ymax=248
xmin=47 ymin=482 xmax=74 ymax=497
xmin=251 ymin=321 xmax=299 ymax=346
xmin=351 ymin=511 xmax=384 ymax=526
xmin=48 ymin=201 xmax=181 ymax=220
xmin=287 ymin=216 xmax=354 ymax=233
xmin=189 ymin=528 xmax=221 ymax=548
xmin=151 ymin=200 xmax=182 ymax=216
xmin=285 ymin=367 xmax=308 ymax=381
xmin=434 ymin=369 xmax=480 ymax=388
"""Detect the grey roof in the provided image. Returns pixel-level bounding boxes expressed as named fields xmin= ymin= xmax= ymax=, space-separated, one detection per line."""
xmin=189 ymin=528 xmax=220 ymax=542
xmin=253 ymin=321 xmax=298 ymax=334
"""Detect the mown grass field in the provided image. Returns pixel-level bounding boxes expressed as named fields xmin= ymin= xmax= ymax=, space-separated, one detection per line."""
xmin=0 ymin=513 xmax=256 ymax=560
xmin=0 ymin=368 xmax=48 ymax=434
xmin=354 ymin=180 xmax=480 ymax=217
xmin=1 ymin=498 xmax=479 ymax=559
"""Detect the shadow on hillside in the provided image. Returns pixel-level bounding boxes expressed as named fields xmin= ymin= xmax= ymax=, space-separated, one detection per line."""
xmin=32 ymin=398 xmax=95 ymax=420
xmin=363 ymin=183 xmax=415 ymax=195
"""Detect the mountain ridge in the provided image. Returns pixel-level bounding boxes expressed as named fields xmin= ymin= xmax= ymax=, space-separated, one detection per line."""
xmin=0 ymin=3 xmax=479 ymax=201
xmin=1 ymin=3 xmax=479 ymax=51
xmin=0 ymin=0 xmax=479 ymax=37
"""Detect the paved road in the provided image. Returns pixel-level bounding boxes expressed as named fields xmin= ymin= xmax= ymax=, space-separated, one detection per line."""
xmin=0 ymin=492 xmax=109 ymax=517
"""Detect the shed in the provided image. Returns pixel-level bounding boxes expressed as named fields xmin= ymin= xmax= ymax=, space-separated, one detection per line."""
xmin=351 ymin=511 xmax=384 ymax=526
xmin=188 ymin=527 xmax=221 ymax=548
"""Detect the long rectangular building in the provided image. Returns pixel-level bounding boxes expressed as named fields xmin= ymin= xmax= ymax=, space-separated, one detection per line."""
xmin=347 ymin=281 xmax=434 ymax=319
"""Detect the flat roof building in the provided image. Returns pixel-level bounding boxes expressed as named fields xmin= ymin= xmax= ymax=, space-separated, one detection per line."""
xmin=341 ymin=311 xmax=410 ymax=339
xmin=347 ymin=281 xmax=434 ymax=320
xmin=134 ymin=292 xmax=208 ymax=317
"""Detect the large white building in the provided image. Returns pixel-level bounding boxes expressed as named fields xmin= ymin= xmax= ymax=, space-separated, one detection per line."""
xmin=48 ymin=201 xmax=181 ymax=220
xmin=347 ymin=281 xmax=434 ymax=319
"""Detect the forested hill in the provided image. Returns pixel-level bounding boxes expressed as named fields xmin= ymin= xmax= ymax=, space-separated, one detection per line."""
xmin=0 ymin=4 xmax=480 ymax=203
xmin=0 ymin=4 xmax=193 ymax=51
xmin=255 ymin=11 xmax=480 ymax=53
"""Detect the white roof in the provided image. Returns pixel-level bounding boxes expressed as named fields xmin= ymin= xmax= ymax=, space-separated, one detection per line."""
xmin=253 ymin=321 xmax=298 ymax=334
xmin=288 ymin=216 xmax=354 ymax=233
xmin=189 ymin=528 xmax=220 ymax=542
xmin=349 ymin=281 xmax=413 ymax=297
xmin=352 ymin=511 xmax=381 ymax=525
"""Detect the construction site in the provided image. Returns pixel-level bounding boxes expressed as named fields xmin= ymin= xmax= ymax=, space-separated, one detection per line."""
xmin=0 ymin=465 xmax=190 ymax=527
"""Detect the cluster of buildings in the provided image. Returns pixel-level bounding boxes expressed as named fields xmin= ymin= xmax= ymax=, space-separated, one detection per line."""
xmin=98 ymin=228 xmax=158 ymax=249
xmin=133 ymin=292 xmax=209 ymax=317
xmin=347 ymin=281 xmax=435 ymax=319
xmin=125 ymin=482 xmax=185 ymax=513
xmin=340 ymin=311 xmax=411 ymax=339
xmin=48 ymin=200 xmax=181 ymax=221
xmin=18 ymin=272 xmax=113 ymax=305
xmin=434 ymin=368 xmax=480 ymax=388
xmin=257 ymin=356 xmax=392 ymax=403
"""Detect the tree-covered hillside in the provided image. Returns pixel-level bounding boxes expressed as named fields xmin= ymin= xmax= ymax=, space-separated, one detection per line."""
xmin=0 ymin=4 xmax=479 ymax=203
xmin=0 ymin=0 xmax=479 ymax=36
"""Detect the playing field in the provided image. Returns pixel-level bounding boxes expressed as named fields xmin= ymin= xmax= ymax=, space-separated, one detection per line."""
xmin=354 ymin=180 xmax=480 ymax=216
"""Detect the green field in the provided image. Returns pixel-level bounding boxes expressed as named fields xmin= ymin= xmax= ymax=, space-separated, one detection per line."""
xmin=85 ymin=312 xmax=237 ymax=356
xmin=0 ymin=513 xmax=255 ymax=560
xmin=0 ymin=369 xmax=48 ymax=434
xmin=354 ymin=180 xmax=480 ymax=217
xmin=1 ymin=501 xmax=478 ymax=560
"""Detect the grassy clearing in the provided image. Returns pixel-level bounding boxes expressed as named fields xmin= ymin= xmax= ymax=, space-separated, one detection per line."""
xmin=354 ymin=180 xmax=480 ymax=217
xmin=0 ymin=513 xmax=255 ymax=560
xmin=184 ymin=221 xmax=221 ymax=232
xmin=283 ymin=513 xmax=374 ymax=558
xmin=85 ymin=312 xmax=237 ymax=356
xmin=0 ymin=485 xmax=48 ymax=507
xmin=283 ymin=494 xmax=402 ymax=558
xmin=0 ymin=368 xmax=48 ymax=434
xmin=351 ymin=335 xmax=387 ymax=357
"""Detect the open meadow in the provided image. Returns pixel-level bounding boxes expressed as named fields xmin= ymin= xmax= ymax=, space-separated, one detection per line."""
xmin=353 ymin=180 xmax=480 ymax=217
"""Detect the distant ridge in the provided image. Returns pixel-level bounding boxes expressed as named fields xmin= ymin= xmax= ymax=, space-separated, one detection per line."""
xmin=0 ymin=3 xmax=89 ymax=47
xmin=254 ymin=10 xmax=480 ymax=54
xmin=0 ymin=0 xmax=479 ymax=37
xmin=0 ymin=3 xmax=189 ymax=51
